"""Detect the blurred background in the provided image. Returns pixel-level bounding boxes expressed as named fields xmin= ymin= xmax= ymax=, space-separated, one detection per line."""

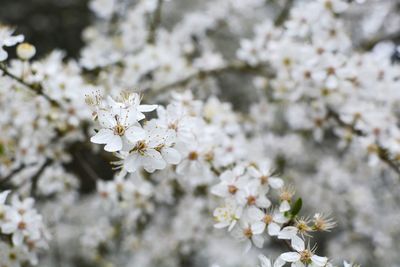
xmin=0 ymin=0 xmax=90 ymax=58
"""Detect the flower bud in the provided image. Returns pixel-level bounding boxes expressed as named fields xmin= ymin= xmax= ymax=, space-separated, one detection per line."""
xmin=16 ymin=42 xmax=36 ymax=60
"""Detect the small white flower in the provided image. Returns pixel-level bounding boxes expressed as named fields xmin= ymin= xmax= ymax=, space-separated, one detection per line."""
xmin=248 ymin=162 xmax=284 ymax=189
xmin=258 ymin=254 xmax=285 ymax=267
xmin=237 ymin=181 xmax=271 ymax=208
xmin=0 ymin=26 xmax=24 ymax=61
xmin=231 ymin=217 xmax=266 ymax=252
xmin=211 ymin=166 xmax=248 ymax=198
xmin=248 ymin=207 xmax=288 ymax=236
xmin=213 ymin=200 xmax=243 ymax=231
xmin=279 ymin=235 xmax=328 ymax=266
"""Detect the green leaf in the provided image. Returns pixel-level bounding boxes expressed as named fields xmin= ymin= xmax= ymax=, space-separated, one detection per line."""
xmin=290 ymin=198 xmax=302 ymax=217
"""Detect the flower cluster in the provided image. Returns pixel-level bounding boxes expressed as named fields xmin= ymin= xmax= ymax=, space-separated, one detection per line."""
xmin=1 ymin=0 xmax=400 ymax=265
xmin=0 ymin=191 xmax=49 ymax=267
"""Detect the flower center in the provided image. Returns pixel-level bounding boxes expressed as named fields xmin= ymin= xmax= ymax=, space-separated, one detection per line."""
xmin=247 ymin=195 xmax=256 ymax=205
xmin=300 ymin=250 xmax=312 ymax=264
xmin=113 ymin=124 xmax=126 ymax=136
xmin=243 ymin=227 xmax=253 ymax=238
xmin=260 ymin=175 xmax=269 ymax=185
xmin=280 ymin=192 xmax=291 ymax=201
xmin=188 ymin=151 xmax=199 ymax=161
xmin=132 ymin=140 xmax=147 ymax=154
xmin=263 ymin=214 xmax=273 ymax=224
xmin=18 ymin=221 xmax=27 ymax=230
xmin=228 ymin=185 xmax=238 ymax=194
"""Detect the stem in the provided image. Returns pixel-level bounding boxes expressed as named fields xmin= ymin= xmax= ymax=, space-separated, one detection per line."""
xmin=327 ymin=109 xmax=400 ymax=176
xmin=274 ymin=0 xmax=294 ymax=26
xmin=359 ymin=30 xmax=400 ymax=51
xmin=0 ymin=163 xmax=34 ymax=189
xmin=30 ymin=159 xmax=52 ymax=197
xmin=147 ymin=0 xmax=163 ymax=44
xmin=0 ymin=64 xmax=61 ymax=108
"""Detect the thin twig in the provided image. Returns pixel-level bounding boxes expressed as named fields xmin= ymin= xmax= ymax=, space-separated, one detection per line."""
xmin=74 ymin=151 xmax=101 ymax=181
xmin=274 ymin=0 xmax=294 ymax=26
xmin=147 ymin=0 xmax=163 ymax=44
xmin=30 ymin=159 xmax=52 ymax=197
xmin=0 ymin=64 xmax=61 ymax=108
xmin=0 ymin=163 xmax=35 ymax=188
xmin=327 ymin=109 xmax=400 ymax=175
xmin=358 ymin=30 xmax=400 ymax=51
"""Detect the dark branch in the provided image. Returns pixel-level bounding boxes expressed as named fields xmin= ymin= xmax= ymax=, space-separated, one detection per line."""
xmin=358 ymin=30 xmax=400 ymax=51
xmin=147 ymin=0 xmax=163 ymax=44
xmin=274 ymin=0 xmax=294 ymax=26
xmin=327 ymin=109 xmax=400 ymax=176
xmin=0 ymin=64 xmax=61 ymax=108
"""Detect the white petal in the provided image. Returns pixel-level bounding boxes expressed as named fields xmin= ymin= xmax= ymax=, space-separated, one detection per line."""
xmin=280 ymin=252 xmax=301 ymax=262
xmin=104 ymin=135 xmax=123 ymax=152
xmin=4 ymin=35 xmax=24 ymax=46
xmin=1 ymin=222 xmax=16 ymax=234
xmin=293 ymin=262 xmax=305 ymax=267
xmin=0 ymin=190 xmax=10 ymax=204
xmin=243 ymin=239 xmax=252 ymax=253
xmin=125 ymin=126 xmax=146 ymax=143
xmin=279 ymin=200 xmax=291 ymax=212
xmin=12 ymin=232 xmax=24 ymax=246
xmin=228 ymin=220 xmax=237 ymax=232
xmin=273 ymin=257 xmax=286 ymax=267
xmin=143 ymin=149 xmax=166 ymax=172
xmin=90 ymin=128 xmax=114 ymax=144
xmin=267 ymin=222 xmax=281 ymax=236
xmin=210 ymin=184 xmax=228 ymax=197
xmin=139 ymin=104 xmax=158 ymax=112
xmin=311 ymin=255 xmax=328 ymax=266
xmin=273 ymin=212 xmax=288 ymax=224
xmin=248 ymin=166 xmax=261 ymax=178
xmin=124 ymin=153 xmax=141 ymax=173
xmin=269 ymin=177 xmax=284 ymax=189
xmin=251 ymin=222 xmax=266 ymax=234
xmin=214 ymin=222 xmax=229 ymax=229
xmin=0 ymin=49 xmax=8 ymax=61
xmin=278 ymin=226 xmax=298 ymax=240
xmin=161 ymin=147 xmax=181 ymax=164
xmin=252 ymin=234 xmax=264 ymax=248
xmin=256 ymin=196 xmax=271 ymax=208
xmin=258 ymin=255 xmax=272 ymax=267
xmin=247 ymin=207 xmax=265 ymax=221
xmin=291 ymin=235 xmax=305 ymax=252
xmin=98 ymin=110 xmax=116 ymax=128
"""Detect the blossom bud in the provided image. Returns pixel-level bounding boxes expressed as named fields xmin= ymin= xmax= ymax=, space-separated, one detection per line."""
xmin=16 ymin=42 xmax=36 ymax=60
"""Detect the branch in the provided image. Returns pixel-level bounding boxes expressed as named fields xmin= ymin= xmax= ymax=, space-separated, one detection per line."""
xmin=274 ymin=0 xmax=294 ymax=26
xmin=0 ymin=163 xmax=34 ymax=189
xmin=327 ymin=109 xmax=400 ymax=176
xmin=358 ymin=30 xmax=400 ymax=51
xmin=73 ymin=151 xmax=100 ymax=182
xmin=147 ymin=0 xmax=163 ymax=44
xmin=30 ymin=159 xmax=52 ymax=197
xmin=0 ymin=64 xmax=61 ymax=108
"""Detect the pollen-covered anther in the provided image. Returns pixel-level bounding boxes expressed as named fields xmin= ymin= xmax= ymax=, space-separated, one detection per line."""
xmin=188 ymin=151 xmax=199 ymax=161
xmin=263 ymin=214 xmax=273 ymax=224
xmin=243 ymin=227 xmax=253 ymax=238
xmin=113 ymin=124 xmax=126 ymax=136
xmin=18 ymin=221 xmax=27 ymax=230
xmin=228 ymin=185 xmax=238 ymax=194
xmin=260 ymin=175 xmax=269 ymax=185
xmin=247 ymin=195 xmax=257 ymax=205
xmin=300 ymin=250 xmax=312 ymax=264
